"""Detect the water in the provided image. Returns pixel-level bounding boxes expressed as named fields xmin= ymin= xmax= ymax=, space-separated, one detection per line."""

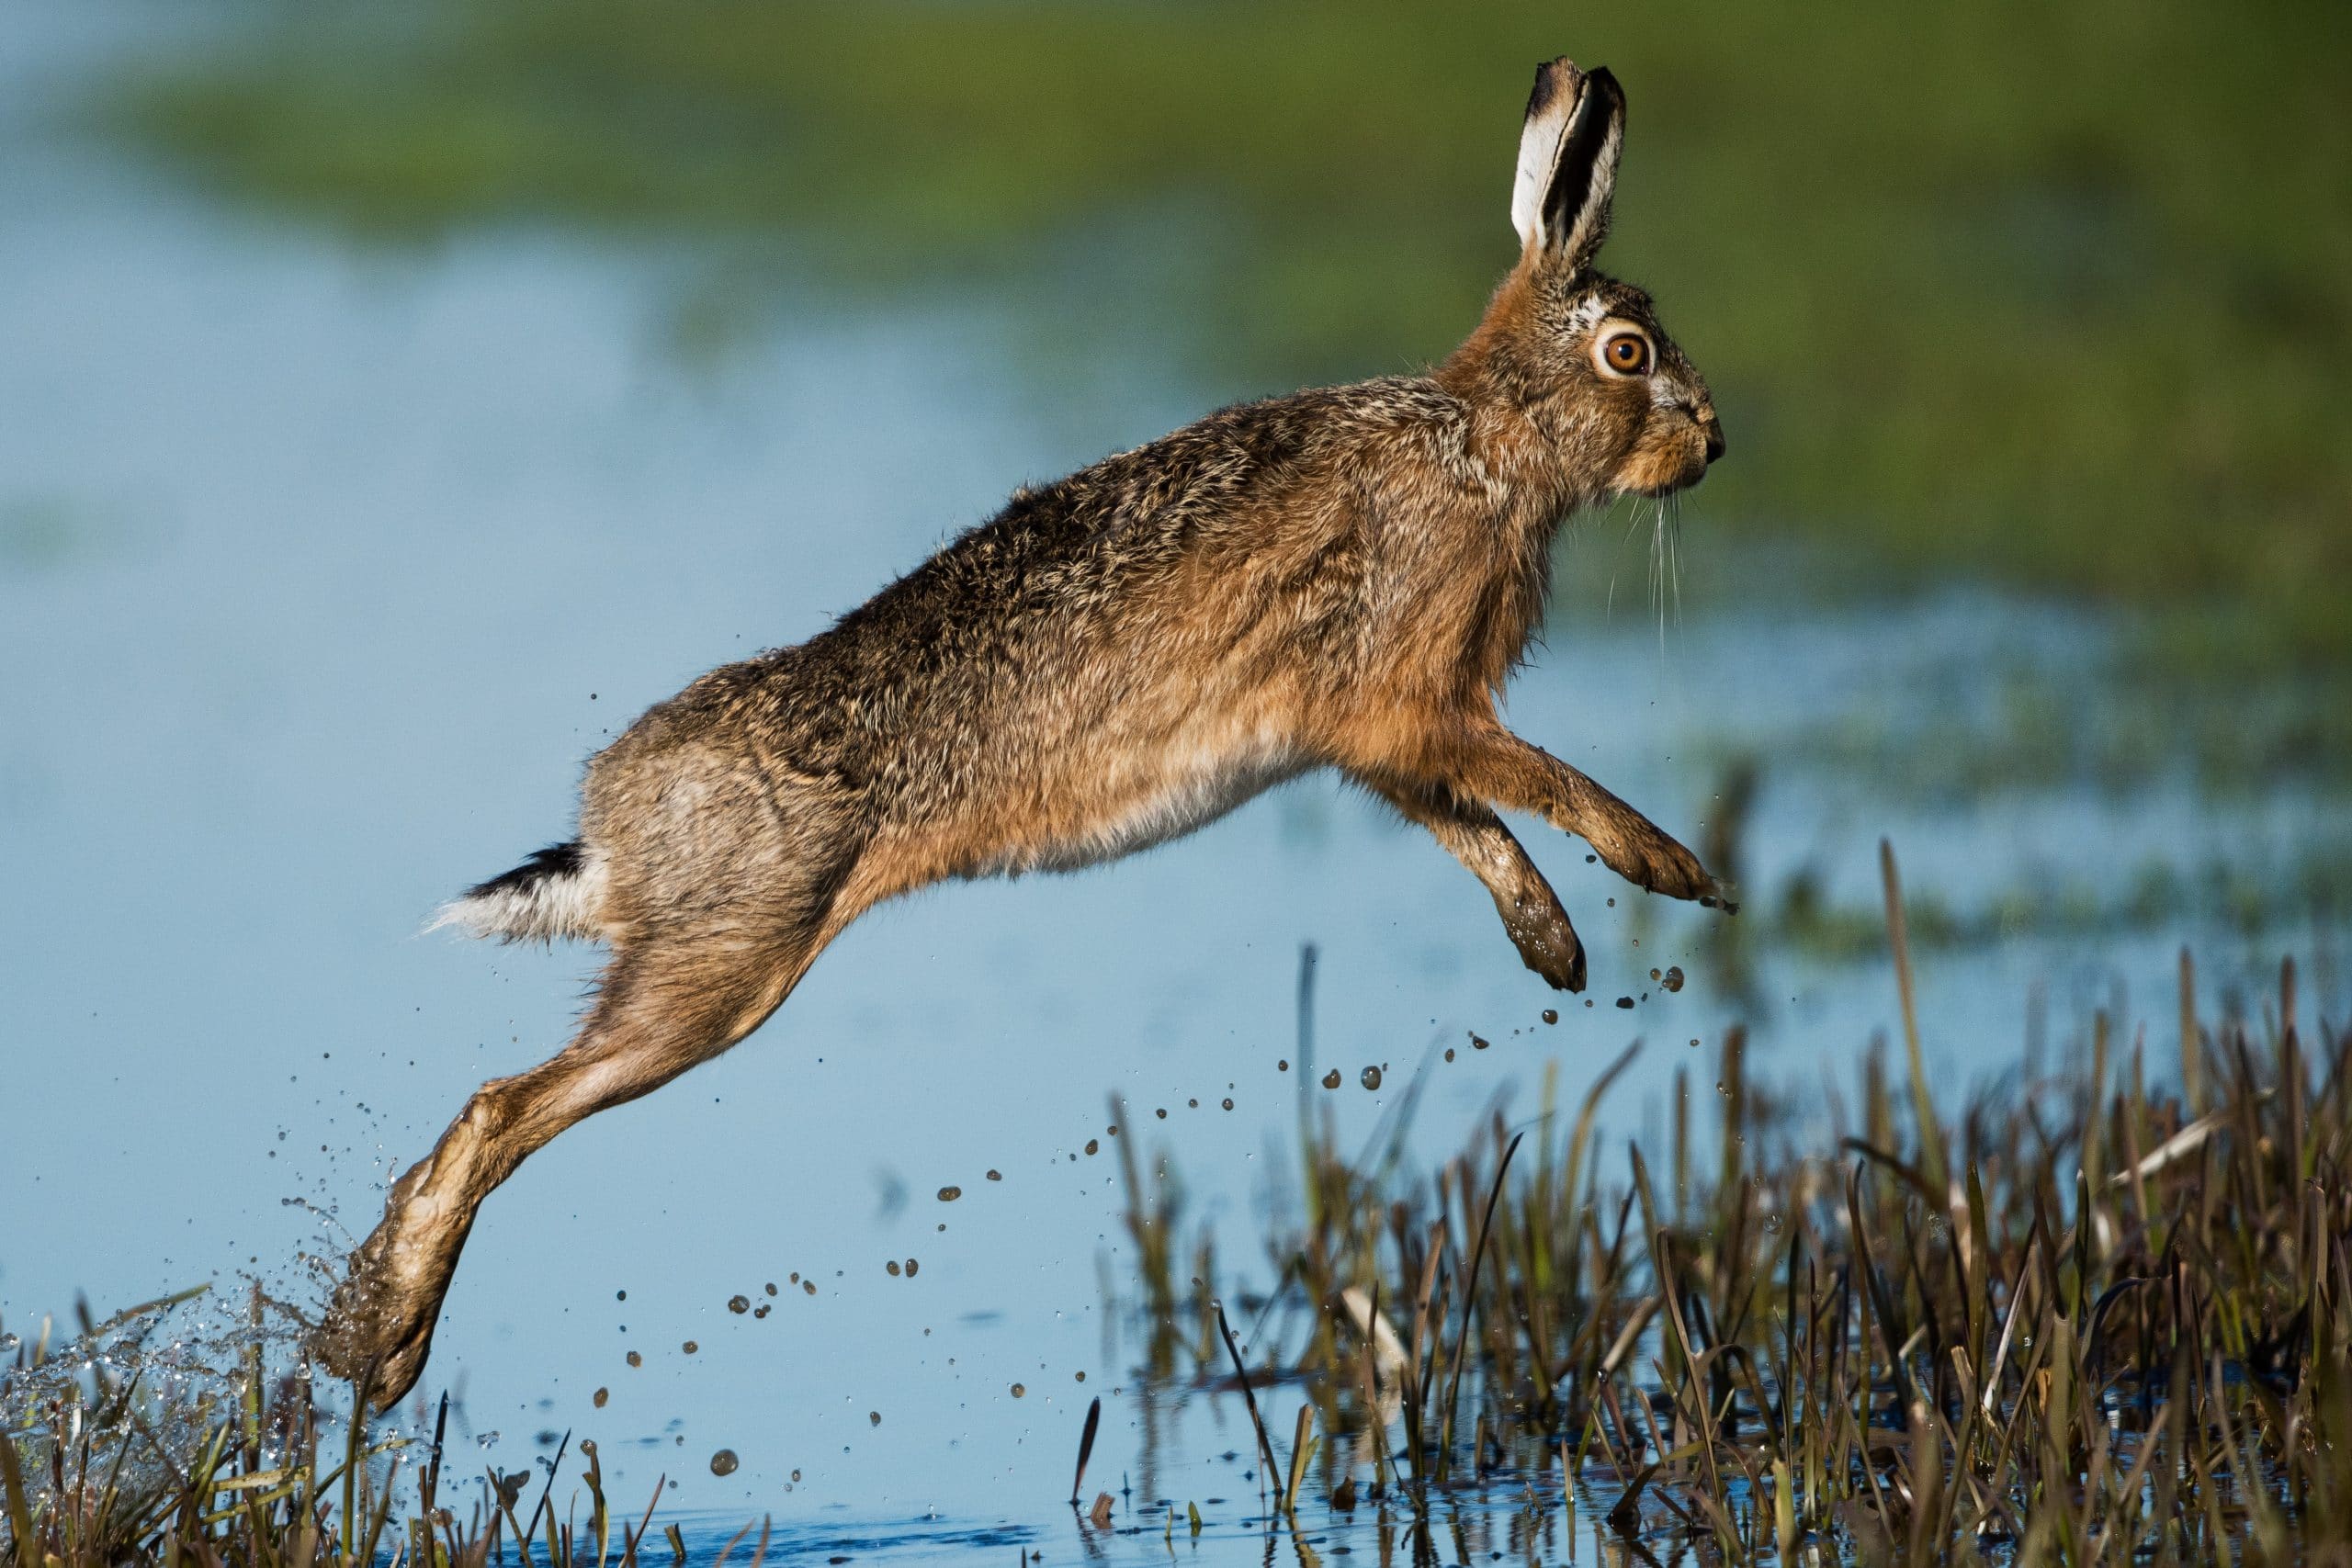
xmin=2 ymin=9 xmax=2344 ymax=1562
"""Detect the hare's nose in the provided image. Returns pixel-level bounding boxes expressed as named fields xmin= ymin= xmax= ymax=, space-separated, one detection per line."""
xmin=1699 ymin=411 xmax=1726 ymax=464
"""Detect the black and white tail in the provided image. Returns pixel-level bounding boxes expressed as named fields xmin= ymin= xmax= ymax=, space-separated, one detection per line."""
xmin=429 ymin=841 xmax=608 ymax=944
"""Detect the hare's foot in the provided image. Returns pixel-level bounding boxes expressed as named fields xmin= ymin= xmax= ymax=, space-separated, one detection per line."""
xmin=314 ymin=1162 xmax=470 ymax=1411
xmin=1498 ymin=893 xmax=1586 ymax=992
xmin=1588 ymin=811 xmax=1729 ymax=908
xmin=1438 ymin=735 xmax=1734 ymax=911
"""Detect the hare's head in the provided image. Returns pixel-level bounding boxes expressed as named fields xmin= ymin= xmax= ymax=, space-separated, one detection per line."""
xmin=1450 ymin=60 xmax=1724 ymax=502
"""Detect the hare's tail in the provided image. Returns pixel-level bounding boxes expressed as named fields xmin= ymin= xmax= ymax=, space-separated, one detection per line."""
xmin=428 ymin=841 xmax=607 ymax=943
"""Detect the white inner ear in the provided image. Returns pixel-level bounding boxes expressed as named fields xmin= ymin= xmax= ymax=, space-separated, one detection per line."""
xmin=1553 ymin=111 xmax=1622 ymax=265
xmin=1510 ymin=81 xmax=1583 ymax=251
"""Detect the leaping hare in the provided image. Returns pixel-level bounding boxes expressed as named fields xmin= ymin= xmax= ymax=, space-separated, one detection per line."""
xmin=321 ymin=57 xmax=1728 ymax=1405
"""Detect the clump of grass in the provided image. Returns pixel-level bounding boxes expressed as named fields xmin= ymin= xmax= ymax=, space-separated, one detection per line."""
xmin=0 ymin=1287 xmax=752 ymax=1568
xmin=1116 ymin=847 xmax=2352 ymax=1560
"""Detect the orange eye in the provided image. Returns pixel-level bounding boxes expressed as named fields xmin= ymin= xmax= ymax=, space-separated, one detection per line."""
xmin=1602 ymin=333 xmax=1651 ymax=374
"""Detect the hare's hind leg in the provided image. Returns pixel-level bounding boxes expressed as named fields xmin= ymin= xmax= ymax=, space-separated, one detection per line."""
xmin=1361 ymin=774 xmax=1584 ymax=992
xmin=1445 ymin=728 xmax=1727 ymax=908
xmin=318 ymin=903 xmax=842 ymax=1409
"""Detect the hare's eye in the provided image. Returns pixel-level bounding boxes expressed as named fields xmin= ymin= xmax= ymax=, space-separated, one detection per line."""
xmin=1601 ymin=333 xmax=1651 ymax=375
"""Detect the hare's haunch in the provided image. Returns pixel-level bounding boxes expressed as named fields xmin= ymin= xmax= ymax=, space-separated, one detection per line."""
xmin=320 ymin=57 xmax=1729 ymax=1406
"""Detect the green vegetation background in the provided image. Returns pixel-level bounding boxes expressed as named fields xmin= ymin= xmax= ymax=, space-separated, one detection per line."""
xmin=108 ymin=1 xmax=2350 ymax=663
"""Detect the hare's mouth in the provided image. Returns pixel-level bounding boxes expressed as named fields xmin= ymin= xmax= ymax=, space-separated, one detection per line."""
xmin=1622 ymin=445 xmax=1711 ymax=499
xmin=1620 ymin=415 xmax=1721 ymax=498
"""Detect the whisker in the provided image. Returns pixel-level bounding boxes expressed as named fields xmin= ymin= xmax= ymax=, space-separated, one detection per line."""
xmin=1650 ymin=496 xmax=1668 ymax=658
xmin=1605 ymin=494 xmax=1646 ymax=624
xmin=1667 ymin=492 xmax=1684 ymax=629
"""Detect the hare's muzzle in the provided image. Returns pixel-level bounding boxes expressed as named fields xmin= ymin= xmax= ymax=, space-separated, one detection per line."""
xmin=1623 ymin=406 xmax=1724 ymax=498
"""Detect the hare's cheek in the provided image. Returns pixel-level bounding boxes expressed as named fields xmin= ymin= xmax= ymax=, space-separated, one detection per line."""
xmin=1617 ymin=426 xmax=1709 ymax=497
xmin=1614 ymin=438 xmax=1679 ymax=497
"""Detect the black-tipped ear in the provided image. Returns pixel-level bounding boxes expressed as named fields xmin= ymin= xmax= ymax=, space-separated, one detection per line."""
xmin=1510 ymin=60 xmax=1624 ymax=271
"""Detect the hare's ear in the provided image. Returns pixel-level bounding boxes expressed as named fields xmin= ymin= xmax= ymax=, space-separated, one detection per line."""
xmin=1509 ymin=59 xmax=1624 ymax=272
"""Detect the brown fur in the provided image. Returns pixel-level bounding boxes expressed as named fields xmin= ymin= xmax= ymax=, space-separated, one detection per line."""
xmin=319 ymin=56 xmax=1728 ymax=1405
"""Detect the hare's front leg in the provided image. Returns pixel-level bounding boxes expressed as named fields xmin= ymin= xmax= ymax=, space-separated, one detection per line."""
xmin=1444 ymin=727 xmax=1728 ymax=908
xmin=1359 ymin=774 xmax=1585 ymax=991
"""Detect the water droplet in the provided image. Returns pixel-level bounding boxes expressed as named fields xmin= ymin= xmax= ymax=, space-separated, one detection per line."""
xmin=765 ymin=1282 xmax=778 ymax=1296
xmin=937 ymin=1185 xmax=962 ymax=1201
xmin=626 ymin=1351 xmax=642 ymax=1368
xmin=1011 ymin=1382 xmax=1026 ymax=1398
xmin=803 ymin=1280 xmax=817 ymax=1296
xmin=1615 ymin=997 xmax=1634 ymax=1009
xmin=868 ymin=1411 xmax=882 ymax=1427
xmin=1277 ymin=1059 xmax=1289 ymax=1072
xmin=1320 ymin=1069 xmax=1341 ymax=1089
xmin=1084 ymin=1139 xmax=1099 ymax=1156
xmin=709 ymin=1449 xmax=739 ymax=1477
xmin=1541 ymin=1010 xmax=1558 ymax=1025
xmin=683 ymin=1340 xmax=698 ymax=1354
xmin=1471 ymin=1035 xmax=1489 ymax=1051
xmin=1444 ymin=1047 xmax=1455 ymax=1062
xmin=1155 ymin=1108 xmax=1167 ymax=1119
xmin=888 ymin=1260 xmax=902 ymax=1276
xmin=1662 ymin=965 xmax=1685 ymax=993
xmin=987 ymin=1169 xmax=1002 ymax=1181
xmin=1360 ymin=1066 xmax=1383 ymax=1091
xmin=905 ymin=1258 xmax=919 ymax=1276
xmin=728 ymin=1294 xmax=750 ymax=1314
xmin=593 ymin=1387 xmax=608 ymax=1407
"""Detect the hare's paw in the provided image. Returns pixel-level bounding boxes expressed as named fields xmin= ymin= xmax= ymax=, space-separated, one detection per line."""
xmin=1498 ymin=896 xmax=1585 ymax=992
xmin=313 ymin=1176 xmax=460 ymax=1410
xmin=1591 ymin=815 xmax=1723 ymax=907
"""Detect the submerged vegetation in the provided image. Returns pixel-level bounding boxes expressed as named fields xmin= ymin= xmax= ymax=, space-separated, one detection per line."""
xmin=96 ymin=1 xmax=2352 ymax=665
xmin=1111 ymin=849 xmax=2352 ymax=1562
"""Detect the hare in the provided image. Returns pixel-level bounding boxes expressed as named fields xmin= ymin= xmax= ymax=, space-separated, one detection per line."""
xmin=319 ymin=57 xmax=1728 ymax=1406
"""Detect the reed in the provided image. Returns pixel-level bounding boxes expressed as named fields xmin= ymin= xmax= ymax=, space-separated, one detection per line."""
xmin=1114 ymin=854 xmax=2352 ymax=1561
xmin=0 ymin=1293 xmax=759 ymax=1568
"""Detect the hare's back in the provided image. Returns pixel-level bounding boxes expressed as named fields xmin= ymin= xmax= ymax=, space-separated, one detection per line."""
xmin=593 ymin=378 xmax=1466 ymax=829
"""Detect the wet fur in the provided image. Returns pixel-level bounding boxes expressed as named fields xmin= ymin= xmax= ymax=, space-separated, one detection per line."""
xmin=321 ymin=57 xmax=1730 ymax=1406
